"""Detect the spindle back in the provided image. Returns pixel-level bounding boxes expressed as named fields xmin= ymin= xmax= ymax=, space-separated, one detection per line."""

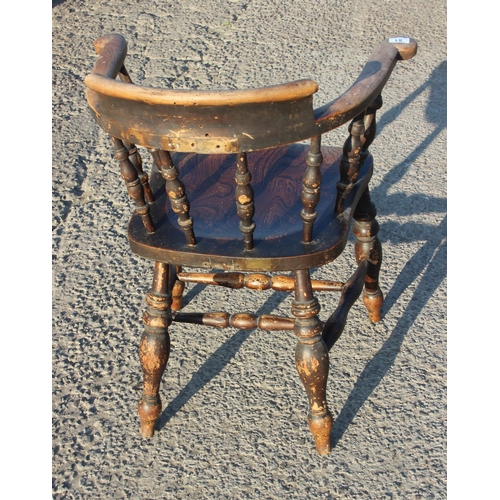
xmin=84 ymin=33 xmax=417 ymax=251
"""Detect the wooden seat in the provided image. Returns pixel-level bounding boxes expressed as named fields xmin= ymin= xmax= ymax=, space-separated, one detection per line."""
xmin=128 ymin=146 xmax=372 ymax=270
xmin=84 ymin=33 xmax=417 ymax=454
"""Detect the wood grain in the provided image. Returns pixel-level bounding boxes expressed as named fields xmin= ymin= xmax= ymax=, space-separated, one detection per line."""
xmin=128 ymin=144 xmax=373 ymax=271
xmin=85 ymin=73 xmax=318 ymax=105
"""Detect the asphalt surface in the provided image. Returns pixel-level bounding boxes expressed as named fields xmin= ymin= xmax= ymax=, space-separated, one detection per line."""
xmin=52 ymin=0 xmax=447 ymax=498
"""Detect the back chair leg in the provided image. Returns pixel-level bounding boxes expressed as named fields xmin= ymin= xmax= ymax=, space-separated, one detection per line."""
xmin=171 ymin=265 xmax=185 ymax=311
xmin=138 ymin=262 xmax=172 ymax=437
xmin=292 ymin=269 xmax=333 ymax=454
xmin=353 ymin=187 xmax=384 ymax=322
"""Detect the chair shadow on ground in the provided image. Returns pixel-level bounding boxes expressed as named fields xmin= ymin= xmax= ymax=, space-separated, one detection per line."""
xmin=156 ymin=289 xmax=291 ymax=430
xmin=331 ymin=59 xmax=447 ymax=446
xmin=156 ymin=60 xmax=447 ymax=448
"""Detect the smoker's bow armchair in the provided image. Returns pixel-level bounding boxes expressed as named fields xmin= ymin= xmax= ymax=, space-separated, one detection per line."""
xmin=84 ymin=34 xmax=417 ymax=454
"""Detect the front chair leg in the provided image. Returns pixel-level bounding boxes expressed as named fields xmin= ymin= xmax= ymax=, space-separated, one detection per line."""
xmin=292 ymin=269 xmax=333 ymax=455
xmin=353 ymin=187 xmax=384 ymax=322
xmin=138 ymin=262 xmax=172 ymax=437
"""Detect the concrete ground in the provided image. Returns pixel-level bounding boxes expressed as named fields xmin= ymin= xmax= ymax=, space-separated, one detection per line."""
xmin=52 ymin=0 xmax=447 ymax=498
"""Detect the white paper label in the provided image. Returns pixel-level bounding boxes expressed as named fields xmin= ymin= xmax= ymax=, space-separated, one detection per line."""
xmin=389 ymin=37 xmax=410 ymax=44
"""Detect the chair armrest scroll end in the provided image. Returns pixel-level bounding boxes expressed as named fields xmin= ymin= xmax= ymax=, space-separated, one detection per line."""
xmin=90 ymin=34 xmax=128 ymax=80
xmin=386 ymin=37 xmax=418 ymax=61
xmin=94 ymin=34 xmax=127 ymax=55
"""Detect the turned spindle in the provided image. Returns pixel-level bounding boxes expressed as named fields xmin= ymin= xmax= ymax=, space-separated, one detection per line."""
xmin=111 ymin=136 xmax=154 ymax=233
xmin=177 ymin=271 xmax=343 ymax=292
xmin=360 ymin=94 xmax=383 ymax=161
xmin=235 ymin=152 xmax=256 ymax=250
xmin=151 ymin=149 xmax=196 ymax=246
xmin=334 ymin=112 xmax=366 ymax=214
xmin=173 ymin=311 xmax=295 ymax=331
xmin=123 ymin=142 xmax=154 ymax=204
xmin=115 ymin=65 xmax=155 ymax=205
xmin=301 ymin=136 xmax=323 ymax=243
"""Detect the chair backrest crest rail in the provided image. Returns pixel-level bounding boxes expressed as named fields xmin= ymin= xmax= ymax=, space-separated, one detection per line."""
xmin=86 ymin=34 xmax=416 ymax=155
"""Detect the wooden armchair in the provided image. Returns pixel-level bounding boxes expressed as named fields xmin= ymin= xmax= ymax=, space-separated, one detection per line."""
xmin=84 ymin=34 xmax=417 ymax=454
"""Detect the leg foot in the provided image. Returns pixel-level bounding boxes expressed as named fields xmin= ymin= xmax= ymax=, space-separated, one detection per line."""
xmin=308 ymin=412 xmax=333 ymax=455
xmin=363 ymin=288 xmax=384 ymax=323
xmin=295 ymin=338 xmax=333 ymax=455
xmin=292 ymin=269 xmax=333 ymax=455
xmin=138 ymin=394 xmax=162 ymax=437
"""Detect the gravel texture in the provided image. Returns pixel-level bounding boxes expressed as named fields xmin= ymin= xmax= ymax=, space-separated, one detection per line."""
xmin=52 ymin=0 xmax=447 ymax=498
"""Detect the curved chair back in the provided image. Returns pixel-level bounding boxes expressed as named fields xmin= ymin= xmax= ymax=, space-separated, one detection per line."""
xmin=85 ymin=35 xmax=319 ymax=154
xmin=84 ymin=34 xmax=417 ymax=248
xmin=85 ymin=34 xmax=417 ymax=154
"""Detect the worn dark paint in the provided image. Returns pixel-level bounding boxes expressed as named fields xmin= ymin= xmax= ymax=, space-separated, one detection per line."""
xmin=176 ymin=271 xmax=344 ymax=292
xmin=84 ymin=33 xmax=417 ymax=454
xmin=128 ymin=146 xmax=373 ymax=270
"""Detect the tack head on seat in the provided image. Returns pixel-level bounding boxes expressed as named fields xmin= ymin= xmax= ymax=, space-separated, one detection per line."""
xmin=84 ymin=32 xmax=417 ymax=455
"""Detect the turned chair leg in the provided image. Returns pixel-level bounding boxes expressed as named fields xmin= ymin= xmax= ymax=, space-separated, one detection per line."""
xmin=138 ymin=262 xmax=172 ymax=437
xmin=292 ymin=269 xmax=333 ymax=454
xmin=353 ymin=187 xmax=383 ymax=322
xmin=171 ymin=265 xmax=185 ymax=311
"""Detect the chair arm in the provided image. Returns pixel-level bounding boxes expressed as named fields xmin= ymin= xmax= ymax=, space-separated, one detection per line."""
xmin=90 ymin=34 xmax=128 ymax=79
xmin=314 ymin=37 xmax=417 ymax=133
